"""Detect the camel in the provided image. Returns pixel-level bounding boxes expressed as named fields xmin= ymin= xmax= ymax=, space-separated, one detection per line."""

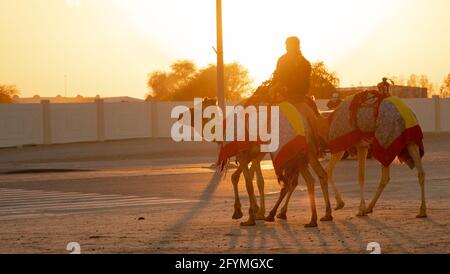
xmin=177 ymin=97 xmax=268 ymax=222
xmin=325 ymin=91 xmax=427 ymax=218
xmin=226 ymin=88 xmax=333 ymax=227
xmin=183 ymin=85 xmax=333 ymax=227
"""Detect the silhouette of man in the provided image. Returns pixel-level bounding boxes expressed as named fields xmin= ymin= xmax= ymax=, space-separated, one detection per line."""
xmin=272 ymin=36 xmax=325 ymax=152
xmin=273 ymin=36 xmax=312 ymax=101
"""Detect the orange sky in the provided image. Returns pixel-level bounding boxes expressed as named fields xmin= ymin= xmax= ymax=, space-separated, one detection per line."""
xmin=1 ymin=0 xmax=450 ymax=98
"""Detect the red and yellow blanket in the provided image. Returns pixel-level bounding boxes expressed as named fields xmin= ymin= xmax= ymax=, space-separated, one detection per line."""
xmin=217 ymin=102 xmax=310 ymax=177
xmin=271 ymin=102 xmax=309 ymax=177
xmin=329 ymin=95 xmax=424 ymax=167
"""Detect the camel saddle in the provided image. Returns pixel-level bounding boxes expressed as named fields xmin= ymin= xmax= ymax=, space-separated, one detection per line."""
xmin=349 ymin=90 xmax=389 ymax=131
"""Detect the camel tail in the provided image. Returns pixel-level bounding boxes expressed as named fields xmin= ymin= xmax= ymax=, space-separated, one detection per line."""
xmin=219 ymin=159 xmax=231 ymax=182
xmin=208 ymin=160 xmax=230 ymax=188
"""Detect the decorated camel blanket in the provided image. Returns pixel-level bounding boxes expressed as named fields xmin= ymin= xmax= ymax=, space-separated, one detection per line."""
xmin=328 ymin=94 xmax=424 ymax=167
xmin=217 ymin=102 xmax=311 ymax=177
xmin=270 ymin=102 xmax=310 ymax=177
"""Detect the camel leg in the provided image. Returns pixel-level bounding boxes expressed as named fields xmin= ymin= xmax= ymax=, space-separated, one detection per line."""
xmin=309 ymin=155 xmax=333 ymax=222
xmin=265 ymin=185 xmax=289 ymax=222
xmin=356 ymin=145 xmax=369 ymax=217
xmin=253 ymin=156 xmax=266 ymax=220
xmin=300 ymin=166 xmax=318 ymax=228
xmin=240 ymin=164 xmax=259 ymax=227
xmin=408 ymin=144 xmax=427 ymax=218
xmin=327 ymin=151 xmax=346 ymax=210
xmin=231 ymin=167 xmax=244 ymax=220
xmin=277 ymin=173 xmax=299 ymax=220
xmin=366 ymin=166 xmax=390 ymax=214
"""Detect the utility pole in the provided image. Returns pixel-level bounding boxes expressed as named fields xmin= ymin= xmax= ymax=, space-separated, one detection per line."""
xmin=216 ymin=0 xmax=226 ymax=113
xmin=64 ymin=74 xmax=68 ymax=98
xmin=215 ymin=0 xmax=226 ymax=163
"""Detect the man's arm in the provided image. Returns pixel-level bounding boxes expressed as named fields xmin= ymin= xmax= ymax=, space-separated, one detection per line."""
xmin=272 ymin=56 xmax=284 ymax=83
xmin=306 ymin=59 xmax=312 ymax=77
xmin=303 ymin=59 xmax=312 ymax=94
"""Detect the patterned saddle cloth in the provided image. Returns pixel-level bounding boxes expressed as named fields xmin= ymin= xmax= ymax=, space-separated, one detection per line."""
xmin=217 ymin=102 xmax=313 ymax=178
xmin=329 ymin=94 xmax=424 ymax=167
xmin=348 ymin=90 xmax=387 ymax=132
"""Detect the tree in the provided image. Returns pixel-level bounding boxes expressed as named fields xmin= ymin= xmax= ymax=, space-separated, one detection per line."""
xmin=407 ymin=74 xmax=419 ymax=87
xmin=407 ymin=74 xmax=435 ymax=97
xmin=0 ymin=85 xmax=20 ymax=104
xmin=440 ymin=73 xmax=450 ymax=98
xmin=147 ymin=60 xmax=252 ymax=101
xmin=389 ymin=75 xmax=406 ymax=86
xmin=309 ymin=61 xmax=340 ymax=99
xmin=147 ymin=60 xmax=197 ymax=101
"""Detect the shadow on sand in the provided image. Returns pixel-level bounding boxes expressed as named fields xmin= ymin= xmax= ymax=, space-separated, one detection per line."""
xmin=157 ymin=168 xmax=225 ymax=246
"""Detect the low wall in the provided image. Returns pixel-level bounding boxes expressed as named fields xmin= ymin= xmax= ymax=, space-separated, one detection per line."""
xmin=0 ymin=104 xmax=43 ymax=147
xmin=0 ymin=96 xmax=447 ymax=148
xmin=402 ymin=99 xmax=436 ymax=132
xmin=104 ymin=102 xmax=152 ymax=140
xmin=440 ymin=98 xmax=450 ymax=132
xmin=50 ymin=103 xmax=98 ymax=144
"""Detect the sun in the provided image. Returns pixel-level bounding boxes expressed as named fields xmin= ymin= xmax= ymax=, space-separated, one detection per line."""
xmin=66 ymin=0 xmax=81 ymax=7
xmin=113 ymin=0 xmax=402 ymax=85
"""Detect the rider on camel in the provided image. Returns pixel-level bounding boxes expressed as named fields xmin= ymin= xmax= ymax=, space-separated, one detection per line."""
xmin=272 ymin=36 xmax=319 ymax=115
xmin=271 ymin=36 xmax=324 ymax=152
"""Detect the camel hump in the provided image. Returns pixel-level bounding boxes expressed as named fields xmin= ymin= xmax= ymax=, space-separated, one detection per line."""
xmin=380 ymin=96 xmax=419 ymax=128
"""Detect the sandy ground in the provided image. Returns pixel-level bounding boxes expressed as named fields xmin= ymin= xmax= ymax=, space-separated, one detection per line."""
xmin=0 ymin=135 xmax=449 ymax=254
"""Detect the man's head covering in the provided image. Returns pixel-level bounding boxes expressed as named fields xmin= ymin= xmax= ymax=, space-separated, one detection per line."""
xmin=286 ymin=36 xmax=300 ymax=50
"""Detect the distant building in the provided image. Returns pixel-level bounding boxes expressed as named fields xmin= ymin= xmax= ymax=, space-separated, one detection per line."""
xmin=337 ymin=86 xmax=428 ymax=99
xmin=102 ymin=97 xmax=146 ymax=103
xmin=13 ymin=96 xmax=145 ymax=104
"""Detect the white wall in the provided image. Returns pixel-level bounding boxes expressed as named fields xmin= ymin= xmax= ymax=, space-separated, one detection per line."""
xmin=0 ymin=98 xmax=448 ymax=148
xmin=156 ymin=101 xmax=192 ymax=138
xmin=51 ymin=103 xmax=97 ymax=144
xmin=104 ymin=102 xmax=151 ymax=140
xmin=0 ymin=104 xmax=42 ymax=147
xmin=403 ymin=99 xmax=436 ymax=132
xmin=441 ymin=98 xmax=450 ymax=132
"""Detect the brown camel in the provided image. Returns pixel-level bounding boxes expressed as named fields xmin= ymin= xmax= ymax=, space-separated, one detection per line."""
xmin=178 ymin=97 xmax=268 ymax=221
xmin=185 ymin=87 xmax=333 ymax=227
xmin=231 ymin=88 xmax=333 ymax=227
xmin=325 ymin=93 xmax=427 ymax=218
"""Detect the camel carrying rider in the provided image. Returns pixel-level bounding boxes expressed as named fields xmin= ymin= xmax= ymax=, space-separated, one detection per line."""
xmin=271 ymin=36 xmax=324 ymax=152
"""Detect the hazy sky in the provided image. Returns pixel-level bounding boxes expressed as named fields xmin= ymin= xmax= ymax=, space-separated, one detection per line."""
xmin=1 ymin=0 xmax=450 ymax=98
